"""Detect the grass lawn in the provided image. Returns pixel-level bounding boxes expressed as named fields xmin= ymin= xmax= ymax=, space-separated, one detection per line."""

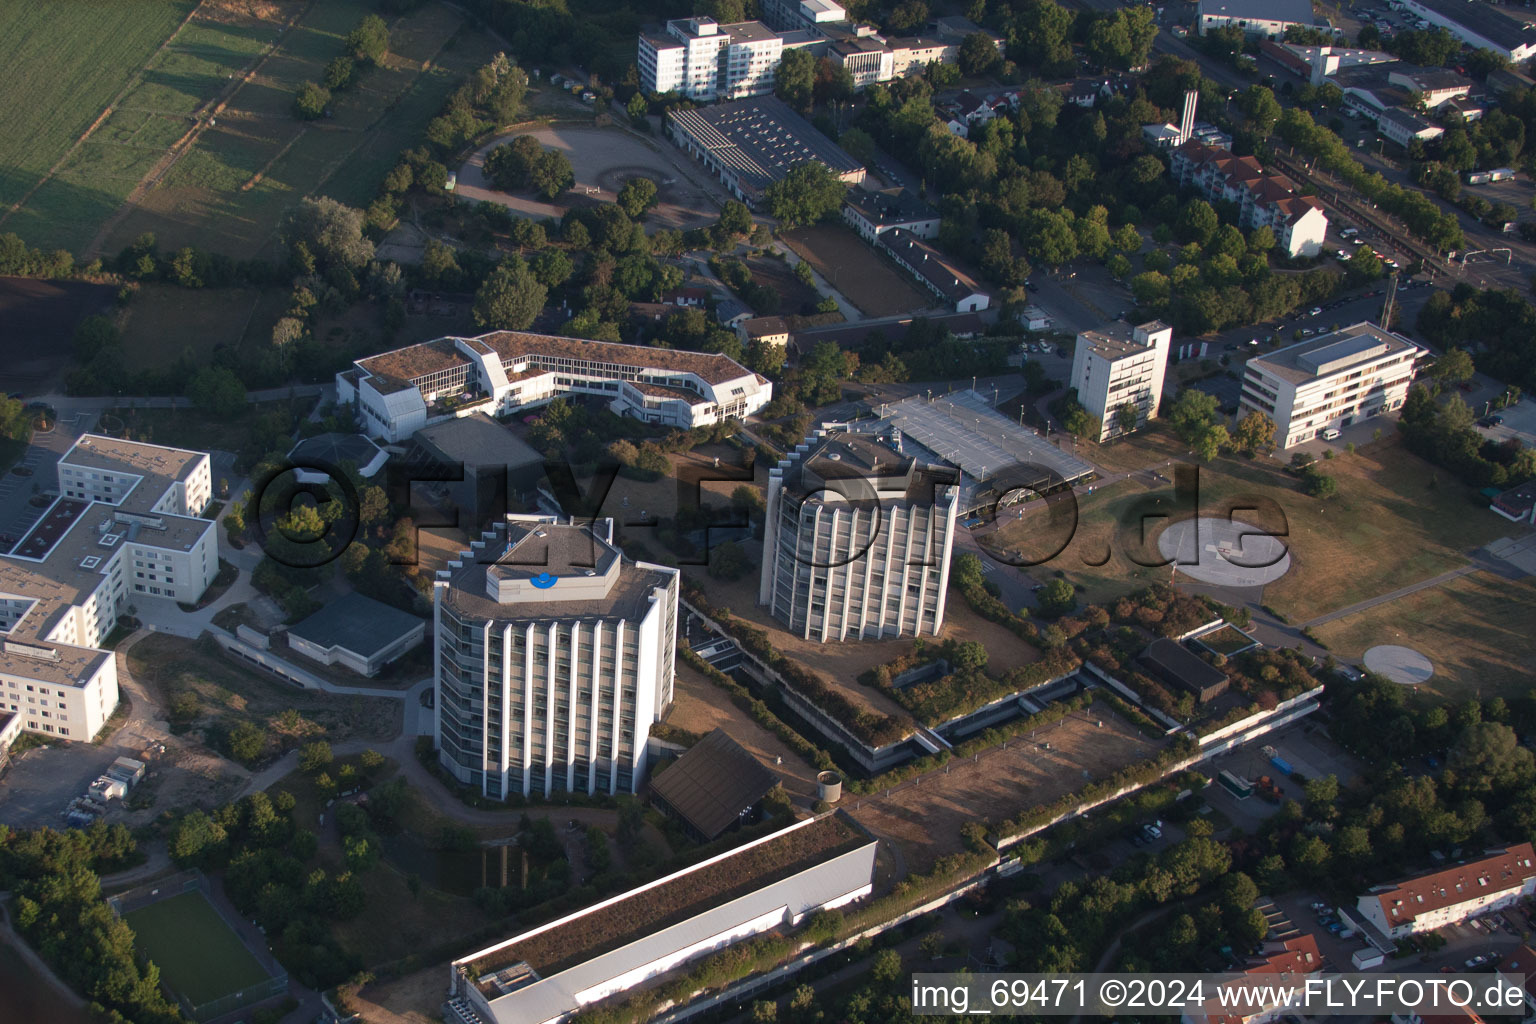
xmin=980 ymin=436 xmax=1504 ymax=623
xmin=1190 ymin=439 xmax=1506 ymax=622
xmin=0 ymin=0 xmax=194 ymax=224
xmin=118 ymin=283 xmax=280 ymax=370
xmin=981 ymin=477 xmax=1168 ymax=606
xmin=124 ymin=890 xmax=271 ymax=1007
xmin=1310 ymin=571 xmax=1536 ymax=700
xmin=105 ymin=394 xmax=316 ymax=464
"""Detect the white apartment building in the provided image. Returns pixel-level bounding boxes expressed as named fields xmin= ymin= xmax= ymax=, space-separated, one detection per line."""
xmin=0 ymin=436 xmax=219 ymax=742
xmin=337 ymin=331 xmax=772 ymax=443
xmin=1070 ymin=320 xmax=1173 ymax=443
xmin=638 ymin=17 xmax=783 ymax=101
xmin=761 ymin=431 xmax=958 ymax=643
xmin=433 ymin=516 xmax=679 ymax=800
xmin=1356 ymin=844 xmax=1536 ymax=940
xmin=1240 ymin=323 xmax=1422 ymax=448
xmin=1170 ymin=141 xmax=1329 ymax=257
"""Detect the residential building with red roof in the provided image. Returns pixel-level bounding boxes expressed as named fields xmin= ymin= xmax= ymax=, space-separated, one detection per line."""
xmin=1169 ymin=141 xmax=1330 ymax=258
xmin=1181 ymin=934 xmax=1325 ymax=1024
xmin=1355 ymin=844 xmax=1536 ymax=940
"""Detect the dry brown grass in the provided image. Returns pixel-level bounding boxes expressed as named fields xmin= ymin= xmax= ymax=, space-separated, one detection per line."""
xmin=781 ymin=224 xmax=931 ymax=317
xmin=1310 ymin=570 xmax=1536 ymax=700
xmin=845 ymin=702 xmax=1162 ymax=872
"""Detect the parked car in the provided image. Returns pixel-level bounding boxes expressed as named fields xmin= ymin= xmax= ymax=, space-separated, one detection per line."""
xmin=1309 ymin=307 xmax=1323 ymax=316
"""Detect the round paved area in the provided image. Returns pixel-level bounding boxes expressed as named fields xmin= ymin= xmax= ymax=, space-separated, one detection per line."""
xmin=1156 ymin=517 xmax=1292 ymax=588
xmin=1363 ymin=645 xmax=1434 ymax=684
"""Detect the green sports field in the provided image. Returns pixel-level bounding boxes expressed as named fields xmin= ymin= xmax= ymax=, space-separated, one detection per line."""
xmin=124 ymin=890 xmax=272 ymax=1008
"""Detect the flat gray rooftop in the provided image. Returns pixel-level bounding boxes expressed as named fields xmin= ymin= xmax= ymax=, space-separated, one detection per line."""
xmin=288 ymin=592 xmax=424 ymax=658
xmin=873 ymin=390 xmax=1094 ymax=506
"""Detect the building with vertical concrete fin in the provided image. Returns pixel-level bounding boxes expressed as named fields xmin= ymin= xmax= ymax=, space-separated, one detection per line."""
xmin=432 ymin=515 xmax=679 ymax=799
xmin=760 ymin=430 xmax=958 ymax=642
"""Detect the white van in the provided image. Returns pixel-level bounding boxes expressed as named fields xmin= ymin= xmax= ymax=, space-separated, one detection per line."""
xmin=1321 ymin=428 xmax=1342 ymax=441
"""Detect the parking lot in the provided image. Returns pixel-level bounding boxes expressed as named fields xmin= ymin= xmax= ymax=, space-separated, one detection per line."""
xmin=0 ymin=743 xmax=126 ymax=829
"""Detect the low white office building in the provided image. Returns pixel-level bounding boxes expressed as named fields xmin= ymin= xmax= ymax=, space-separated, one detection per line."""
xmin=1397 ymin=0 xmax=1536 ymax=63
xmin=1239 ymin=323 xmax=1422 ymax=448
xmin=761 ymin=431 xmax=958 ymax=643
xmin=1356 ymin=844 xmax=1536 ymax=940
xmin=1070 ymin=320 xmax=1173 ymax=443
xmin=449 ymin=813 xmax=878 ymax=1024
xmin=0 ymin=436 xmax=220 ymax=742
xmin=337 ymin=331 xmax=772 ymax=443
xmin=1198 ymin=0 xmax=1319 ymax=38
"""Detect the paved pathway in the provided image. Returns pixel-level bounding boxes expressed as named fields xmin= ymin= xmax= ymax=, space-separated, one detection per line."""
xmin=1299 ymin=565 xmax=1481 ymax=630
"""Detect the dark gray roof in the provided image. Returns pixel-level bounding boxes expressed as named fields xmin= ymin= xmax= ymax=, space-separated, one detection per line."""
xmin=1198 ymin=0 xmax=1315 ymax=24
xmin=667 ymin=97 xmax=863 ymax=195
xmin=412 ymin=412 xmax=544 ymax=470
xmin=649 ymin=729 xmax=778 ymax=839
xmin=288 ymin=433 xmax=385 ymax=475
xmin=288 ymin=592 xmax=424 ymax=659
xmin=844 ymin=188 xmax=939 ymax=228
xmin=1408 ymin=0 xmax=1536 ymax=48
xmin=1139 ymin=638 xmax=1227 ymax=693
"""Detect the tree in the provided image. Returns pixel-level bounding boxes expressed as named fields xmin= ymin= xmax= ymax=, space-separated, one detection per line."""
xmin=281 ymin=197 xmax=373 ymax=271
xmin=227 ymin=722 xmax=265 ymax=765
xmin=1238 ymin=84 xmax=1283 ymax=136
xmin=530 ymin=149 xmax=574 ymax=199
xmin=1036 ymin=578 xmax=1076 ymax=617
xmin=959 ymin=32 xmax=1002 ymax=77
xmin=170 ymin=810 xmax=228 ymax=868
xmin=775 ymin=47 xmax=815 ymax=112
xmin=473 ymin=259 xmax=547 ymax=330
xmin=708 ymin=540 xmax=750 ymax=581
xmin=1194 ymin=423 xmax=1229 ymax=462
xmin=484 ymin=135 xmax=542 ymax=191
xmin=1114 ymin=402 xmax=1139 ymax=436
xmin=1303 ymin=467 xmax=1337 ymax=497
xmin=1450 ymin=721 xmax=1535 ymax=791
xmin=763 ymin=162 xmax=847 ymax=229
xmin=324 ymin=56 xmax=355 ymax=91
xmin=187 ymin=366 xmax=246 ymax=419
xmin=1429 ymin=347 xmax=1475 ymax=387
xmin=839 ymin=126 xmax=876 ymax=164
xmin=347 ymin=14 xmax=390 ymax=64
xmin=616 ymin=177 xmax=658 ymax=218
xmin=1176 ymin=199 xmax=1219 ymax=246
xmin=717 ymin=199 xmax=753 ymax=238
xmin=293 ymin=81 xmax=330 ymax=120
xmin=1168 ymin=388 xmax=1219 ymax=443
xmin=1232 ymin=410 xmax=1276 ymax=454
xmin=299 ymin=740 xmax=333 ymax=774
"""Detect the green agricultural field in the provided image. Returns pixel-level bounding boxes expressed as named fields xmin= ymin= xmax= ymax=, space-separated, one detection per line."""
xmin=124 ymin=890 xmax=271 ymax=1008
xmin=102 ymin=0 xmax=500 ymax=259
xmin=0 ymin=0 xmax=196 ymax=249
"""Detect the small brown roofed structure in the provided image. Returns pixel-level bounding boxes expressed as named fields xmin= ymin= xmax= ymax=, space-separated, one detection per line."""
xmin=649 ymin=728 xmax=779 ymax=842
xmin=1138 ymin=637 xmax=1229 ymax=703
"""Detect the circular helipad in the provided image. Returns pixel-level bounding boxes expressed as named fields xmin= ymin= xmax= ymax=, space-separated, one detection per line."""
xmin=1156 ymin=517 xmax=1292 ymax=588
xmin=1363 ymin=645 xmax=1434 ymax=684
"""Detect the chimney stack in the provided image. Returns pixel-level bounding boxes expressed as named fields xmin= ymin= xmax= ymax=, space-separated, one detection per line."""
xmin=1178 ymin=88 xmax=1198 ymax=146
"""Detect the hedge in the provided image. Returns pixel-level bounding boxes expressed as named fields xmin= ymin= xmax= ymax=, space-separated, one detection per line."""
xmin=679 ymin=648 xmax=838 ymax=773
xmin=847 ymin=693 xmax=1094 ymax=795
xmin=991 ymin=733 xmax=1199 ymax=843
